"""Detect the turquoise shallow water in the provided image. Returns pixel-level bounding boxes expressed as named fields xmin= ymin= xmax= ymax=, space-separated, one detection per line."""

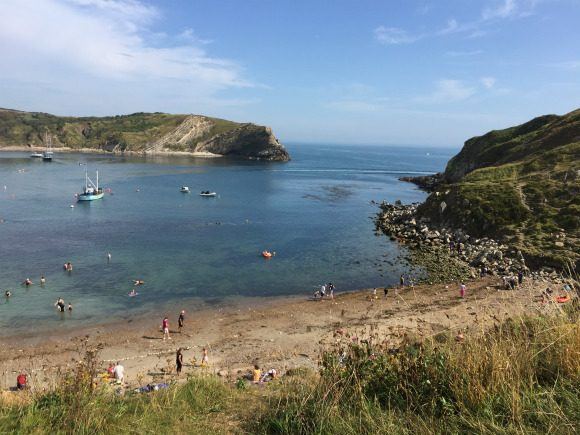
xmin=0 ymin=144 xmax=453 ymax=335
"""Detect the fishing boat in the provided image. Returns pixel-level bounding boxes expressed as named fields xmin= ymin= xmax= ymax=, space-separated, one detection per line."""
xmin=77 ymin=170 xmax=104 ymax=201
xmin=200 ymin=191 xmax=217 ymax=197
xmin=42 ymin=133 xmax=54 ymax=161
xmin=180 ymin=186 xmax=190 ymax=193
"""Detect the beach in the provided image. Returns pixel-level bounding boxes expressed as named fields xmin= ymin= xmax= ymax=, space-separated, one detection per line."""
xmin=0 ymin=275 xmax=563 ymax=392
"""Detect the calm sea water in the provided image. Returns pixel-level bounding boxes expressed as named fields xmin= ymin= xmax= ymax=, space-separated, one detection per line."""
xmin=0 ymin=144 xmax=453 ymax=335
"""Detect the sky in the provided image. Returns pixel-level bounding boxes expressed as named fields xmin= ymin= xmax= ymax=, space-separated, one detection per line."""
xmin=0 ymin=0 xmax=579 ymax=147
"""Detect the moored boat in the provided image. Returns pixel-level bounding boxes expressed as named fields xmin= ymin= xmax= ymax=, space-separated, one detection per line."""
xmin=42 ymin=133 xmax=54 ymax=161
xmin=180 ymin=186 xmax=190 ymax=193
xmin=77 ymin=170 xmax=104 ymax=201
xmin=200 ymin=191 xmax=217 ymax=197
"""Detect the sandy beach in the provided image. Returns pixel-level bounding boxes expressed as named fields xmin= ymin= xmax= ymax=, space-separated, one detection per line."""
xmin=0 ymin=146 xmax=222 ymax=158
xmin=0 ymin=276 xmax=565 ymax=392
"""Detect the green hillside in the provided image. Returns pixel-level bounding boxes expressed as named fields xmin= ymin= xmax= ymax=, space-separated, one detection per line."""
xmin=0 ymin=108 xmax=289 ymax=160
xmin=419 ymin=109 xmax=580 ymax=269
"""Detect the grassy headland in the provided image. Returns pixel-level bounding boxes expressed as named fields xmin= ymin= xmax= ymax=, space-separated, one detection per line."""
xmin=0 ymin=108 xmax=290 ymax=160
xmin=415 ymin=109 xmax=579 ymax=270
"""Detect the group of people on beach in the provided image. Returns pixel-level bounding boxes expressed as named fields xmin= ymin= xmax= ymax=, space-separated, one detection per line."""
xmin=313 ymin=282 xmax=335 ymax=299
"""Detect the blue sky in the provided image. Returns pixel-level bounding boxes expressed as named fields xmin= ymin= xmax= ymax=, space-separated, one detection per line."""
xmin=0 ymin=0 xmax=579 ymax=147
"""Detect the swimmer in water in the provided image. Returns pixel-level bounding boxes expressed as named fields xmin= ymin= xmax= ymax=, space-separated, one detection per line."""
xmin=133 ymin=280 xmax=145 ymax=286
xmin=54 ymin=297 xmax=65 ymax=312
xmin=107 ymin=253 xmax=111 ymax=263
xmin=5 ymin=290 xmax=11 ymax=298
xmin=68 ymin=303 xmax=73 ymax=312
xmin=40 ymin=276 xmax=46 ymax=286
xmin=128 ymin=289 xmax=138 ymax=297
xmin=23 ymin=278 xmax=32 ymax=287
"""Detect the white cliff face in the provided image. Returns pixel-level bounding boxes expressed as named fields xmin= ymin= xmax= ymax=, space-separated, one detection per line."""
xmin=144 ymin=116 xmax=214 ymax=153
xmin=144 ymin=116 xmax=290 ymax=161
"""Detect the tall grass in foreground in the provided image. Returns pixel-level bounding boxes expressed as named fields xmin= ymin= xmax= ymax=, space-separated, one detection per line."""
xmin=258 ymin=309 xmax=579 ymax=434
xmin=1 ymin=310 xmax=578 ymax=434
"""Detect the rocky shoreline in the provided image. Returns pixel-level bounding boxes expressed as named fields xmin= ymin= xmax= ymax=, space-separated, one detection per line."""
xmin=375 ymin=201 xmax=531 ymax=283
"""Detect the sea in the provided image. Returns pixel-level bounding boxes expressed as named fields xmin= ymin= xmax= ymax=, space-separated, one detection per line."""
xmin=0 ymin=144 xmax=454 ymax=336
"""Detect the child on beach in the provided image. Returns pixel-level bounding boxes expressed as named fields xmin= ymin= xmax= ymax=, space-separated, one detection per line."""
xmin=252 ymin=364 xmax=261 ymax=383
xmin=162 ymin=317 xmax=170 ymax=340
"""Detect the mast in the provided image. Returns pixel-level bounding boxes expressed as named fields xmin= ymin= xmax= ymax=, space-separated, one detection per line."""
xmin=96 ymin=170 xmax=99 ymax=190
xmin=85 ymin=169 xmax=88 ymax=191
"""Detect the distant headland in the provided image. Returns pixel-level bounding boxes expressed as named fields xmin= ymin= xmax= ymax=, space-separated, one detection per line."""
xmin=0 ymin=108 xmax=290 ymax=161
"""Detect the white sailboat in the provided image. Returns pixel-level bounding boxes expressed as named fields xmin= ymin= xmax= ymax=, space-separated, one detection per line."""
xmin=42 ymin=133 xmax=54 ymax=161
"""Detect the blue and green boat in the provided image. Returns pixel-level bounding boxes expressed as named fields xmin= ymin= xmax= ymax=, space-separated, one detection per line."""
xmin=77 ymin=170 xmax=104 ymax=201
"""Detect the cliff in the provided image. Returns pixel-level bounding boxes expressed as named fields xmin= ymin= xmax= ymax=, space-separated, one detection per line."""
xmin=0 ymin=109 xmax=290 ymax=161
xmin=416 ymin=108 xmax=580 ymax=269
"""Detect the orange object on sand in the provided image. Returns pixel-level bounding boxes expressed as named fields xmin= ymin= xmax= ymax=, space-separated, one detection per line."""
xmin=556 ymin=295 xmax=571 ymax=303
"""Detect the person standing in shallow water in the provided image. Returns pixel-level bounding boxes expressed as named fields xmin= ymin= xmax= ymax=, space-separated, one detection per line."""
xmin=178 ymin=310 xmax=185 ymax=333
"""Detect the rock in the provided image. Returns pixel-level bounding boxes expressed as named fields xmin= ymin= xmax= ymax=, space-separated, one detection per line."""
xmin=555 ymin=241 xmax=564 ymax=247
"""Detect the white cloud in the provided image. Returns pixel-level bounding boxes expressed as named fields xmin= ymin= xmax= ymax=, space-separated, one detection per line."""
xmin=439 ymin=18 xmax=460 ymax=34
xmin=482 ymin=0 xmax=517 ymax=20
xmin=446 ymin=50 xmax=484 ymax=57
xmin=0 ymin=0 xmax=253 ymax=114
xmin=481 ymin=77 xmax=497 ymax=88
xmin=374 ymin=26 xmax=421 ymax=45
xmin=416 ymin=80 xmax=477 ymax=104
xmin=546 ymin=60 xmax=580 ymax=70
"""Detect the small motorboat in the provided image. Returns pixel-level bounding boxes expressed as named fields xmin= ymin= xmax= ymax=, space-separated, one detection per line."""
xmin=200 ymin=191 xmax=217 ymax=197
xmin=30 ymin=152 xmax=44 ymax=158
xmin=262 ymin=251 xmax=274 ymax=259
xmin=180 ymin=186 xmax=190 ymax=193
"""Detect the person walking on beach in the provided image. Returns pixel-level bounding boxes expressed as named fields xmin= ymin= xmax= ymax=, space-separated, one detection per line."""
xmin=201 ymin=348 xmax=208 ymax=366
xmin=176 ymin=348 xmax=183 ymax=374
xmin=517 ymin=270 xmax=524 ymax=286
xmin=460 ymin=282 xmax=466 ymax=299
xmin=384 ymin=287 xmax=389 ymax=299
xmin=328 ymin=283 xmax=335 ymax=300
xmin=178 ymin=310 xmax=185 ymax=333
xmin=113 ymin=362 xmax=125 ymax=383
xmin=400 ymin=274 xmax=405 ymax=287
xmin=162 ymin=316 xmax=171 ymax=340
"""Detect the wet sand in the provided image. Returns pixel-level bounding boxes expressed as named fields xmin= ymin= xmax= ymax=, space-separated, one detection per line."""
xmin=0 ymin=276 xmax=563 ymax=391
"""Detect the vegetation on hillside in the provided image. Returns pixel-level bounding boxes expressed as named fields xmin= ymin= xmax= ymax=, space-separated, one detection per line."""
xmin=418 ymin=109 xmax=579 ymax=269
xmin=0 ymin=108 xmax=285 ymax=156
xmin=2 ymin=311 xmax=578 ymax=434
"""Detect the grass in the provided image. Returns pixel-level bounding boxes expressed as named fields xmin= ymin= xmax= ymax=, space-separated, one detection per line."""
xmin=257 ymin=308 xmax=580 ymax=434
xmin=1 ymin=310 xmax=578 ymax=434
xmin=0 ymin=109 xmax=242 ymax=152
